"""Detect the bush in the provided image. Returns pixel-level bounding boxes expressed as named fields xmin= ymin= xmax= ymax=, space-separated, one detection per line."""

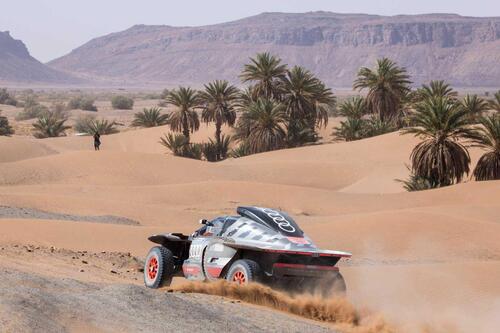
xmin=0 ymin=88 xmax=18 ymax=106
xmin=131 ymin=107 xmax=169 ymax=128
xmin=16 ymin=102 xmax=49 ymax=121
xmin=229 ymin=143 xmax=250 ymax=158
xmin=159 ymin=133 xmax=202 ymax=160
xmin=0 ymin=111 xmax=14 ymax=136
xmin=74 ymin=116 xmax=118 ymax=135
xmin=73 ymin=114 xmax=96 ymax=133
xmin=111 ymin=95 xmax=134 ymax=110
xmin=32 ymin=111 xmax=70 ymax=138
xmin=68 ymin=96 xmax=98 ymax=111
xmin=397 ymin=168 xmax=436 ymax=192
xmin=201 ymin=135 xmax=232 ymax=162
xmin=333 ymin=116 xmax=398 ymax=142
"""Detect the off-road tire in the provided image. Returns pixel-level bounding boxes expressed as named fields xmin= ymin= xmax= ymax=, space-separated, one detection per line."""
xmin=319 ymin=272 xmax=347 ymax=297
xmin=226 ymin=259 xmax=261 ymax=285
xmin=144 ymin=246 xmax=175 ymax=288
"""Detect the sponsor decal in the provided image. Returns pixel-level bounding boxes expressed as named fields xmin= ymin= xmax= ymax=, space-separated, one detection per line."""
xmin=259 ymin=208 xmax=296 ymax=233
xmin=287 ymin=236 xmax=310 ymax=245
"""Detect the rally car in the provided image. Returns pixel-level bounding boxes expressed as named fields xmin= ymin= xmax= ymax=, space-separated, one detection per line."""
xmin=144 ymin=206 xmax=351 ymax=295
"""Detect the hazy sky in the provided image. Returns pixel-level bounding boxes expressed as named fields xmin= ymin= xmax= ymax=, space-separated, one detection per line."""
xmin=1 ymin=0 xmax=499 ymax=62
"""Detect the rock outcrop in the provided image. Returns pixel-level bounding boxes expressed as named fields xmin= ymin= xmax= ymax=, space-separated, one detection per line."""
xmin=0 ymin=31 xmax=78 ymax=84
xmin=48 ymin=12 xmax=500 ymax=87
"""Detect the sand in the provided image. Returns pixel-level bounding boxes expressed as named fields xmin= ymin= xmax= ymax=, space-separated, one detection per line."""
xmin=0 ymin=121 xmax=499 ymax=332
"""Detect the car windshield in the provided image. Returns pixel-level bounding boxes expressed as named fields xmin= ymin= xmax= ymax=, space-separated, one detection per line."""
xmin=237 ymin=207 xmax=304 ymax=237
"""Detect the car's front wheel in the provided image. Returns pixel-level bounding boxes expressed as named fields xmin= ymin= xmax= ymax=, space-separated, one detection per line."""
xmin=144 ymin=246 xmax=175 ymax=288
xmin=226 ymin=259 xmax=261 ymax=285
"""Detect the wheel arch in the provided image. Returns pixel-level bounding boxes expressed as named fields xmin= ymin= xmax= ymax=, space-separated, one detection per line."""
xmin=148 ymin=234 xmax=191 ymax=261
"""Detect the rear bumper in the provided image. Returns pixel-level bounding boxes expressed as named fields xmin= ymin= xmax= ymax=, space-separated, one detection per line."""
xmin=272 ymin=263 xmax=339 ymax=278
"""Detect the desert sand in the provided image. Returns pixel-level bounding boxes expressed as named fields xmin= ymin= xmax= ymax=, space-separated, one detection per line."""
xmin=0 ymin=122 xmax=499 ymax=332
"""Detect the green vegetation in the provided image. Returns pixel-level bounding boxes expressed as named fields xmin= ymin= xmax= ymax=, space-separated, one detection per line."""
xmin=0 ymin=111 xmax=14 ymax=136
xmin=461 ymin=94 xmax=489 ymax=122
xmin=68 ymin=96 xmax=98 ymax=111
xmin=159 ymin=133 xmax=202 ymax=160
xmin=402 ymin=96 xmax=474 ymax=187
xmin=470 ymin=114 xmax=500 ymax=181
xmin=131 ymin=107 xmax=169 ymax=128
xmin=416 ymin=80 xmax=458 ymax=101
xmin=165 ymin=87 xmax=201 ymax=141
xmin=0 ymin=88 xmax=18 ymax=106
xmin=235 ymin=98 xmax=287 ymax=154
xmin=489 ymin=91 xmax=500 ymax=112
xmin=111 ymin=95 xmax=134 ymax=110
xmin=32 ymin=111 xmax=71 ymax=138
xmin=74 ymin=115 xmax=119 ymax=135
xmin=199 ymin=80 xmax=239 ymax=161
xmin=15 ymin=95 xmax=49 ymax=121
xmin=353 ymin=58 xmax=411 ymax=122
xmin=240 ymin=52 xmax=287 ymax=100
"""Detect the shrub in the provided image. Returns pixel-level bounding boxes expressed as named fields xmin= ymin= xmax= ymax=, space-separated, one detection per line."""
xmin=16 ymin=102 xmax=49 ymax=121
xmin=68 ymin=96 xmax=98 ymax=111
xmin=363 ymin=116 xmax=398 ymax=137
xmin=32 ymin=111 xmax=70 ymax=138
xmin=74 ymin=116 xmax=118 ymax=135
xmin=0 ymin=111 xmax=14 ymax=136
xmin=111 ymin=95 xmax=134 ymax=110
xmin=229 ymin=143 xmax=250 ymax=158
xmin=73 ymin=114 xmax=96 ymax=134
xmin=202 ymin=135 xmax=232 ymax=162
xmin=131 ymin=107 xmax=169 ymax=128
xmin=0 ymin=88 xmax=18 ymax=106
xmin=159 ymin=133 xmax=202 ymax=160
xmin=397 ymin=168 xmax=436 ymax=192
xmin=333 ymin=118 xmax=366 ymax=142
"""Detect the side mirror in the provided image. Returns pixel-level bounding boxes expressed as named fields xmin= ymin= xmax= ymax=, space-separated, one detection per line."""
xmin=199 ymin=219 xmax=208 ymax=225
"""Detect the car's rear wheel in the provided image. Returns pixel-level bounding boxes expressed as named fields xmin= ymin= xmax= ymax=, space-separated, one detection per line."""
xmin=144 ymin=246 xmax=175 ymax=288
xmin=318 ymin=273 xmax=347 ymax=297
xmin=226 ymin=259 xmax=261 ymax=285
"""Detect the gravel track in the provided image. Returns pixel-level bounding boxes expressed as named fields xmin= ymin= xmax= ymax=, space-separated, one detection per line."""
xmin=0 ymin=206 xmax=140 ymax=226
xmin=0 ymin=267 xmax=334 ymax=333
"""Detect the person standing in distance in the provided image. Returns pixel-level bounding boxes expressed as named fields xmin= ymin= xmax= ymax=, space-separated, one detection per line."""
xmin=93 ymin=131 xmax=101 ymax=151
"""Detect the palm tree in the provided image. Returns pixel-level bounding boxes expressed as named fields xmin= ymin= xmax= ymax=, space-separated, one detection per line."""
xmin=131 ymin=107 xmax=169 ymax=128
xmin=279 ymin=66 xmax=335 ymax=145
xmin=402 ymin=96 xmax=475 ymax=187
xmin=353 ymin=58 xmax=411 ymax=122
xmin=417 ymin=80 xmax=457 ymax=101
xmin=489 ymin=91 xmax=500 ymax=112
xmin=235 ymin=99 xmax=288 ymax=154
xmin=199 ymin=80 xmax=239 ymax=150
xmin=469 ymin=115 xmax=500 ymax=181
xmin=32 ymin=111 xmax=71 ymax=138
xmin=461 ymin=94 xmax=489 ymax=122
xmin=166 ymin=87 xmax=201 ymax=141
xmin=240 ymin=53 xmax=287 ymax=100
xmin=337 ymin=97 xmax=367 ymax=119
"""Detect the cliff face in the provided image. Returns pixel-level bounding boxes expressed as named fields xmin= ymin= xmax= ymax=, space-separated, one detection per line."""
xmin=0 ymin=31 xmax=78 ymax=84
xmin=49 ymin=12 xmax=500 ymax=87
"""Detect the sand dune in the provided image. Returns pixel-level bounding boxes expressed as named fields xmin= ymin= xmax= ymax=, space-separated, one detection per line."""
xmin=1 ymin=124 xmax=499 ymax=332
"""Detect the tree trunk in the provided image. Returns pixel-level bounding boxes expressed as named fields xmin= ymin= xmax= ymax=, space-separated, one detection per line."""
xmin=182 ymin=116 xmax=190 ymax=142
xmin=215 ymin=121 xmax=222 ymax=160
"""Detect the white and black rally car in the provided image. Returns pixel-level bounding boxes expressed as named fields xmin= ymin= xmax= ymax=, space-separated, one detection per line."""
xmin=144 ymin=206 xmax=351 ymax=295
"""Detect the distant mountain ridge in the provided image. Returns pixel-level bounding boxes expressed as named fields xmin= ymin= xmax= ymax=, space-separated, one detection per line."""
xmin=47 ymin=12 xmax=500 ymax=87
xmin=0 ymin=31 xmax=79 ymax=84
